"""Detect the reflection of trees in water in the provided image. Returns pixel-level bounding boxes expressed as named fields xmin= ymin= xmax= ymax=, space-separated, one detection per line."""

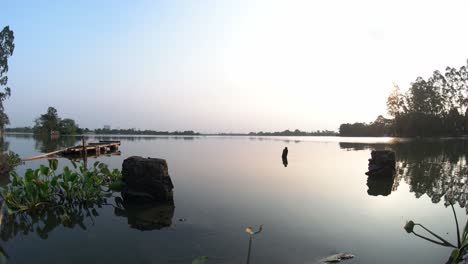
xmin=0 ymin=137 xmax=9 ymax=153
xmin=0 ymin=195 xmax=175 ymax=242
xmin=339 ymin=140 xmax=468 ymax=213
xmin=0 ymin=198 xmax=107 ymax=241
xmin=33 ymin=135 xmax=80 ymax=153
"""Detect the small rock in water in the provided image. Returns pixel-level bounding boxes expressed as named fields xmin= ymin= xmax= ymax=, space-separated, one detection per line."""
xmin=178 ymin=218 xmax=187 ymax=222
xmin=321 ymin=253 xmax=355 ymax=263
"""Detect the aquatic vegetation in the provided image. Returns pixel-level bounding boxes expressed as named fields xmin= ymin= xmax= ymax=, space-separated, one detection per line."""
xmin=245 ymin=224 xmax=263 ymax=264
xmin=191 ymin=256 xmax=208 ymax=264
xmin=0 ymin=159 xmax=122 ymax=214
xmin=4 ymin=151 xmax=23 ymax=169
xmin=405 ymin=204 xmax=467 ymax=263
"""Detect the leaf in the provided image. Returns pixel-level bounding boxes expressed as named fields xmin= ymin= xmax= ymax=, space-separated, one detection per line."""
xmin=24 ymin=170 xmax=33 ymax=181
xmin=48 ymin=159 xmax=58 ymax=171
xmin=109 ymin=180 xmax=125 ymax=192
xmin=40 ymin=165 xmax=50 ymax=176
xmin=447 ymin=248 xmax=459 ymax=264
xmin=192 ymin=256 xmax=208 ymax=264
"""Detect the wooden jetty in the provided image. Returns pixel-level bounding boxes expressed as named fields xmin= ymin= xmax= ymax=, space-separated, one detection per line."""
xmin=23 ymin=140 xmax=121 ymax=161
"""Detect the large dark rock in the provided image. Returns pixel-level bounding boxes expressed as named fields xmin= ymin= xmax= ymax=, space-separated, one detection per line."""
xmin=122 ymin=156 xmax=174 ymax=202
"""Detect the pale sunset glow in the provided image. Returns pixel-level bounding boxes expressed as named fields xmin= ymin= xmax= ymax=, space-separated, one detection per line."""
xmin=2 ymin=0 xmax=468 ymax=132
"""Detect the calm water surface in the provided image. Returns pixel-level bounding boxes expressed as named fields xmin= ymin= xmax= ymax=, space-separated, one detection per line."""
xmin=0 ymin=134 xmax=466 ymax=264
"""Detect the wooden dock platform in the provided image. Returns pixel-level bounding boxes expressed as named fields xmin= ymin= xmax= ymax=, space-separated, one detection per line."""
xmin=23 ymin=140 xmax=121 ymax=161
xmin=61 ymin=140 xmax=121 ymax=156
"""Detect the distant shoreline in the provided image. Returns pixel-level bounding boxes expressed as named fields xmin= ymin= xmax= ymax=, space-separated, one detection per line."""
xmin=4 ymin=132 xmax=468 ymax=140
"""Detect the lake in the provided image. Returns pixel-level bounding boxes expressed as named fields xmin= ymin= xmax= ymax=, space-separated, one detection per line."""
xmin=0 ymin=134 xmax=466 ymax=264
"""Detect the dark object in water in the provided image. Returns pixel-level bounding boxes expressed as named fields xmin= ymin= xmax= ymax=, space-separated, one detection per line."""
xmin=367 ymin=174 xmax=394 ymax=196
xmin=114 ymin=196 xmax=175 ymax=231
xmin=320 ymin=252 xmax=355 ymax=263
xmin=122 ymin=156 xmax=174 ymax=202
xmin=281 ymin=147 xmax=289 ymax=167
xmin=282 ymin=147 xmax=288 ymax=159
xmin=365 ymin=150 xmax=395 ymax=177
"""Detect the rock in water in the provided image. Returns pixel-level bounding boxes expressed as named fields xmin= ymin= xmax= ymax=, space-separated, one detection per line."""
xmin=320 ymin=253 xmax=355 ymax=263
xmin=122 ymin=156 xmax=174 ymax=202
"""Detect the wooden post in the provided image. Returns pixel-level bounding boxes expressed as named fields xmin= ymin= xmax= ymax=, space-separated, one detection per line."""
xmin=82 ymin=136 xmax=87 ymax=169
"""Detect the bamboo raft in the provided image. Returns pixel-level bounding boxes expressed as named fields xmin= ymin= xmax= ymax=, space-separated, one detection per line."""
xmin=23 ymin=140 xmax=121 ymax=161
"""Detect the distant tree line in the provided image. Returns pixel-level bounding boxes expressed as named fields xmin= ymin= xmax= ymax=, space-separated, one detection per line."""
xmin=340 ymin=60 xmax=468 ymax=137
xmin=339 ymin=115 xmax=393 ymax=137
xmin=5 ymin=127 xmax=33 ymax=133
xmin=93 ymin=128 xmax=200 ymax=136
xmin=248 ymin=129 xmax=338 ymax=136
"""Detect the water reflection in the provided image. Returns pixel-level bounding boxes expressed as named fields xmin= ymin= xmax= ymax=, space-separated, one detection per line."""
xmin=0 ymin=198 xmax=108 ymax=241
xmin=33 ymin=135 xmax=80 ymax=153
xmin=0 ymin=194 xmax=176 ymax=242
xmin=340 ymin=140 xmax=468 ymax=212
xmin=114 ymin=197 xmax=175 ymax=231
xmin=366 ymin=175 xmax=396 ymax=196
xmin=0 ymin=137 xmax=10 ymax=186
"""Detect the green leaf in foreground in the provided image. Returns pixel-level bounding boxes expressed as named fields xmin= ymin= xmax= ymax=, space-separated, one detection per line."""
xmin=192 ymin=256 xmax=208 ymax=264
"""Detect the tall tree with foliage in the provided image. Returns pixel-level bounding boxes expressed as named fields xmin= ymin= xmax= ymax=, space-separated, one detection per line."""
xmin=386 ymin=60 xmax=468 ymax=137
xmin=34 ymin=107 xmax=60 ymax=135
xmin=0 ymin=26 xmax=15 ymax=131
xmin=34 ymin=107 xmax=82 ymax=136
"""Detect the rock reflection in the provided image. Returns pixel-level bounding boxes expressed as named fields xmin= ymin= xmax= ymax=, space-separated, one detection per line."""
xmin=366 ymin=175 xmax=395 ymax=196
xmin=114 ymin=197 xmax=175 ymax=231
xmin=340 ymin=140 xmax=468 ymax=212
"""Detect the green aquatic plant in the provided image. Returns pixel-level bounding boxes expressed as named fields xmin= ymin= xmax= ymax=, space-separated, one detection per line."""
xmin=405 ymin=204 xmax=467 ymax=263
xmin=5 ymin=151 xmax=22 ymax=169
xmin=191 ymin=256 xmax=208 ymax=264
xmin=0 ymin=159 xmax=122 ymax=214
xmin=245 ymin=224 xmax=263 ymax=264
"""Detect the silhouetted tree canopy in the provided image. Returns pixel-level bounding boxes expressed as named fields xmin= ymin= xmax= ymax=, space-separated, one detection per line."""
xmin=341 ymin=60 xmax=468 ymax=137
xmin=0 ymin=26 xmax=15 ymax=131
xmin=339 ymin=115 xmax=393 ymax=137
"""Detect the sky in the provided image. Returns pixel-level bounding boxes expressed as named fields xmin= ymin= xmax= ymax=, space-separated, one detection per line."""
xmin=1 ymin=0 xmax=468 ymax=133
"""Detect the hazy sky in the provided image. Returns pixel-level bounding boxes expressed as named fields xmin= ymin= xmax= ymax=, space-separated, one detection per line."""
xmin=2 ymin=0 xmax=468 ymax=132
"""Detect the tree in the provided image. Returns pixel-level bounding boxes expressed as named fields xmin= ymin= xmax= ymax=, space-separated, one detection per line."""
xmin=34 ymin=107 xmax=60 ymax=135
xmin=386 ymin=84 xmax=405 ymax=117
xmin=58 ymin=118 xmax=81 ymax=135
xmin=0 ymin=26 xmax=15 ymax=131
xmin=34 ymin=107 xmax=82 ymax=136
